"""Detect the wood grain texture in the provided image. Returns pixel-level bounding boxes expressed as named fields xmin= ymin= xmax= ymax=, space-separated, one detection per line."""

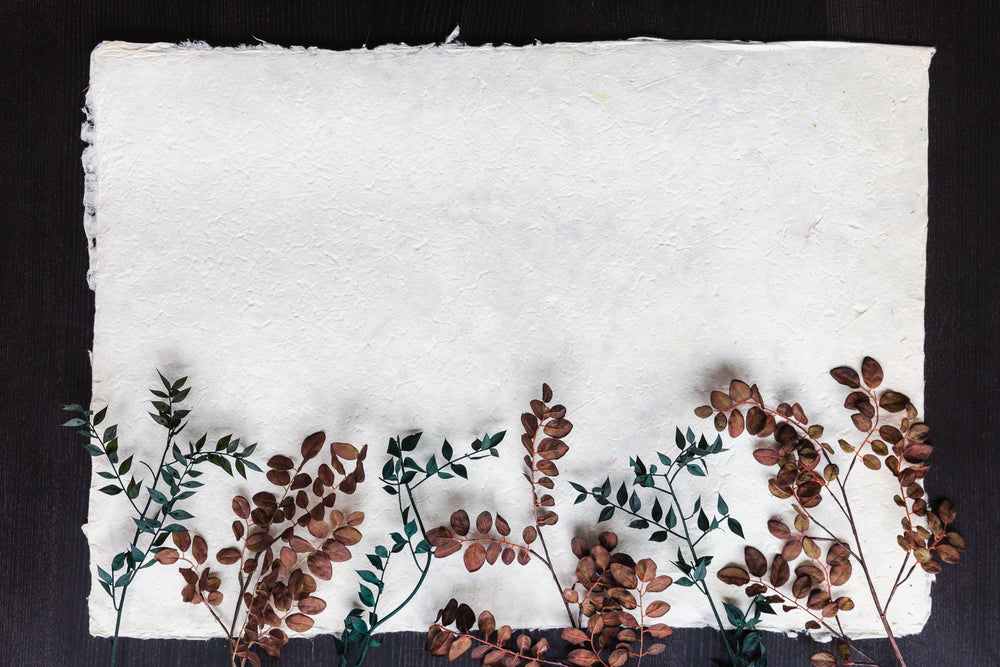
xmin=2 ymin=0 xmax=997 ymax=664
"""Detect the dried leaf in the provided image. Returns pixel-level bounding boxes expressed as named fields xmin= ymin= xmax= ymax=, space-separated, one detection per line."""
xmin=561 ymin=628 xmax=589 ymax=646
xmin=728 ymin=408 xmax=745 ymax=437
xmin=810 ymin=651 xmax=838 ymax=667
xmin=635 ymin=558 xmax=656 ymax=583
xmin=543 ymin=419 xmax=573 ymax=438
xmin=767 ymin=519 xmax=791 ymax=539
xmin=567 ymin=649 xmax=600 ymax=666
xmin=770 ymin=554 xmax=790 ymax=588
xmin=301 ymin=431 xmax=325 ymax=461
xmin=217 ymin=547 xmax=241 ymax=565
xmin=717 ymin=565 xmax=751 ymax=586
xmin=464 ymin=543 xmax=487 ymax=572
xmin=451 ymin=510 xmax=470 ymax=536
xmin=193 ymin=535 xmax=208 ymax=565
xmin=861 ymin=357 xmax=883 ymax=388
xmin=155 ymin=548 xmax=179 ymax=565
xmin=710 ymin=391 xmax=734 ymax=410
xmin=267 ymin=455 xmax=295 ymax=472
xmin=646 ymin=575 xmax=672 ymax=592
xmin=829 ymin=366 xmax=861 ymax=389
xmin=645 ymin=600 xmax=670 ymax=618
xmin=476 ymin=511 xmax=493 ymax=535
xmin=744 ymin=547 xmax=767 ymax=577
xmin=285 ymin=613 xmax=314 ymax=633
xmin=172 ymin=531 xmax=192 ymax=552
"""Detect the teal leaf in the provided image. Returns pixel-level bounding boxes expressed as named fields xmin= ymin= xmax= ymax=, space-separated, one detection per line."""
xmin=169 ymin=509 xmax=194 ymax=520
xmin=401 ymin=433 xmax=421 ymax=452
xmin=616 ymin=483 xmax=628 ymax=506
xmin=147 ymin=488 xmax=168 ymax=505
xmin=375 ymin=545 xmax=388 ymax=559
xmin=358 ymin=585 xmax=375 ymax=607
xmin=717 ymin=496 xmax=729 ymax=515
xmin=442 ymin=439 xmax=453 ymax=460
xmin=598 ymin=506 xmax=615 ymax=523
xmin=649 ymin=531 xmax=668 ymax=542
xmin=728 ymin=517 xmax=744 ymax=538
xmin=651 ymin=498 xmax=663 ymax=522
xmin=357 ymin=570 xmax=381 ymax=585
xmin=62 ymin=418 xmax=87 ymax=427
xmin=97 ymin=566 xmax=113 ymax=584
xmin=452 ymin=463 xmax=468 ymax=479
xmin=687 ymin=464 xmax=706 ymax=477
xmin=99 ymin=485 xmax=122 ymax=496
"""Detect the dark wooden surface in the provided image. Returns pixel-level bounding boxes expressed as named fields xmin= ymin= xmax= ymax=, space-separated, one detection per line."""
xmin=2 ymin=1 xmax=998 ymax=665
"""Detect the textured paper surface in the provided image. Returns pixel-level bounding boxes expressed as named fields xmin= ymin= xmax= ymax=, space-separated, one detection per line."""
xmin=84 ymin=40 xmax=933 ymax=639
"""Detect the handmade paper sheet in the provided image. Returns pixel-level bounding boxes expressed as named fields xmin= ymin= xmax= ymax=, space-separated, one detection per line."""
xmin=83 ymin=40 xmax=933 ymax=639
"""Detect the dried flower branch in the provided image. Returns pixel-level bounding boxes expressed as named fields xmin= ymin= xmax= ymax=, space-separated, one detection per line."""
xmin=160 ymin=431 xmax=367 ymax=666
xmin=64 ymin=372 xmax=258 ymax=667
xmin=573 ymin=428 xmax=769 ymax=666
xmin=334 ymin=430 xmax=504 ymax=667
xmin=697 ymin=357 xmax=963 ymax=667
xmin=425 ymin=385 xmax=675 ymax=666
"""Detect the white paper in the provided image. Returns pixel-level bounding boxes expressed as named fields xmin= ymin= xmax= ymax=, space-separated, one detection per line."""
xmin=83 ymin=39 xmax=933 ymax=640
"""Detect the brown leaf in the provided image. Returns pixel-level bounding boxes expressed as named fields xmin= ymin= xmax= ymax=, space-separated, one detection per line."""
xmin=610 ymin=563 xmax=637 ymax=589
xmin=717 ymin=565 xmax=750 ymax=586
xmin=323 ymin=540 xmax=352 ymax=562
xmin=647 ymin=623 xmax=672 ymax=638
xmin=728 ymin=408 xmax=745 ymax=438
xmin=608 ymin=649 xmax=628 ymax=667
xmin=646 ymin=575 xmax=672 ymax=592
xmin=476 ymin=511 xmax=493 ymax=535
xmin=879 ymin=390 xmax=910 ymax=413
xmin=753 ymin=449 xmax=780 ymax=466
xmin=334 ymin=526 xmax=362 ymax=546
xmin=710 ymin=391 xmax=733 ymax=411
xmin=451 ymin=510 xmax=470 ymax=536
xmin=434 ymin=539 xmax=462 ymax=559
xmin=231 ymin=496 xmax=252 ymax=520
xmin=245 ymin=532 xmax=272 ymax=553
xmin=767 ymin=519 xmax=791 ymax=539
xmin=694 ymin=405 xmax=714 ymax=419
xmin=862 ymin=454 xmax=881 ymax=470
xmin=267 ymin=455 xmax=295 ymax=471
xmin=172 ymin=531 xmax=192 ymax=552
xmin=829 ymin=366 xmax=861 ymax=389
xmin=285 ymin=613 xmax=314 ymax=633
xmin=861 ymin=357 xmax=883 ymax=388
xmin=192 ymin=535 xmax=208 ymax=565
xmin=448 ymin=635 xmax=472 ymax=662
xmin=744 ymin=547 xmax=767 ymax=577
xmin=298 ymin=596 xmax=327 ymax=615
xmin=332 ymin=442 xmax=358 ymax=460
xmin=541 ymin=383 xmax=553 ymax=402
xmin=937 ymin=499 xmax=956 ymax=525
xmin=645 ymin=600 xmax=670 ymax=618
xmin=537 ymin=438 xmax=569 ymax=460
xmin=802 ymin=537 xmax=821 ymax=560
xmin=634 ymin=558 xmax=656 ymax=583
xmin=851 ymin=413 xmax=873 ymax=432
xmin=300 ymin=431 xmax=325 ymax=461
xmin=567 ymin=649 xmax=601 ymax=666
xmin=561 ymin=628 xmax=589 ymax=646
xmin=810 ymin=651 xmax=838 ymax=667
xmin=770 ymin=554 xmax=790 ymax=588
xmin=936 ymin=544 xmax=961 ymax=564
xmin=464 ymin=543 xmax=486 ymax=572
xmin=155 ymin=548 xmax=179 ymax=565
xmin=217 ymin=547 xmax=241 ymax=565
xmin=494 ymin=515 xmax=511 ymax=536
xmin=543 ymin=419 xmax=573 ymax=438
xmin=308 ymin=551 xmax=332 ymax=580
xmin=746 ymin=406 xmax=767 ymax=435
xmin=830 ymin=561 xmax=852 ymax=586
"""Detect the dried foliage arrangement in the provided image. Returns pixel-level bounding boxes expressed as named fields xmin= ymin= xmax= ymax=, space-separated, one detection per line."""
xmin=697 ymin=358 xmax=963 ymax=667
xmin=64 ymin=373 xmax=258 ymax=667
xmin=158 ymin=431 xmax=367 ymax=666
xmin=573 ymin=428 xmax=770 ymax=667
xmin=424 ymin=384 xmax=676 ymax=666
xmin=334 ymin=430 xmax=505 ymax=667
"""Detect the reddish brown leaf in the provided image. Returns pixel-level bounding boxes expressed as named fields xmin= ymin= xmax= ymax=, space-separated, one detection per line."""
xmin=267 ymin=455 xmax=295 ymax=471
xmin=770 ymin=554 xmax=790 ymax=588
xmin=172 ymin=531 xmax=192 ymax=552
xmin=567 ymin=649 xmax=601 ymax=666
xmin=744 ymin=547 xmax=767 ymax=577
xmin=192 ymin=535 xmax=208 ymax=565
xmin=810 ymin=651 xmax=838 ymax=667
xmin=464 ymin=543 xmax=487 ymax=572
xmin=753 ymin=449 xmax=780 ymax=466
xmin=334 ymin=526 xmax=362 ymax=546
xmin=323 ymin=539 xmax=352 ymax=562
xmin=543 ymin=419 xmax=573 ymax=438
xmin=301 ymin=431 xmax=325 ymax=461
xmin=332 ymin=442 xmax=358 ymax=460
xmin=634 ymin=558 xmax=656 ymax=583
xmin=245 ymin=532 xmax=272 ymax=553
xmin=537 ymin=438 xmax=569 ymax=460
xmin=646 ymin=575 xmax=672 ymax=593
xmin=476 ymin=511 xmax=493 ymax=535
xmin=861 ymin=357 xmax=883 ymax=388
xmin=830 ymin=366 xmax=861 ymax=389
xmin=217 ymin=547 xmax=241 ymax=565
xmin=728 ymin=408 xmax=745 ymax=438
xmin=561 ymin=627 xmax=589 ymax=646
xmin=767 ymin=519 xmax=791 ymax=539
xmin=285 ymin=613 xmax=314 ymax=633
xmin=694 ymin=405 xmax=714 ymax=419
xmin=451 ymin=510 xmax=470 ymax=536
xmin=717 ymin=565 xmax=750 ymax=586
xmin=308 ymin=551 xmax=333 ymax=580
xmin=155 ymin=548 xmax=179 ymax=565
xmin=937 ymin=499 xmax=957 ymax=525
xmin=645 ymin=600 xmax=670 ymax=618
xmin=232 ymin=496 xmax=251 ymax=520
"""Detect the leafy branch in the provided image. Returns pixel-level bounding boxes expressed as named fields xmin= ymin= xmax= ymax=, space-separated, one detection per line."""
xmin=64 ymin=372 xmax=257 ymax=667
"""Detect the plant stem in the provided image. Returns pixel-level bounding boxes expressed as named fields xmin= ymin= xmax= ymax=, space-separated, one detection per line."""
xmin=662 ymin=473 xmax=739 ymax=667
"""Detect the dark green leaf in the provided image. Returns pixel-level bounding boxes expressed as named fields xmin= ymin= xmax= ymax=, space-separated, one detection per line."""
xmin=97 ymin=566 xmax=113 ymax=584
xmin=442 ymin=440 xmax=453 ymax=460
xmin=401 ymin=433 xmax=421 ymax=452
xmin=649 ymin=531 xmax=668 ymax=542
xmin=84 ymin=444 xmax=104 ymax=457
xmin=357 ymin=570 xmax=381 ymax=585
xmin=359 ymin=585 xmax=375 ymax=607
xmin=724 ymin=602 xmax=745 ymax=628
xmin=616 ymin=483 xmax=628 ymax=506
xmin=117 ymin=455 xmax=133 ymax=475
xmin=629 ymin=519 xmax=649 ymax=529
xmin=717 ymin=496 xmax=729 ymax=515
xmin=687 ymin=464 xmax=706 ymax=477
xmin=99 ymin=485 xmax=122 ymax=496
xmin=169 ymin=509 xmax=194 ymax=520
xmin=651 ymin=498 xmax=663 ymax=522
xmin=666 ymin=506 xmax=677 ymax=529
xmin=62 ymin=418 xmax=87 ymax=427
xmin=598 ymin=506 xmax=615 ymax=522
xmin=697 ymin=509 xmax=710 ymax=532
xmin=728 ymin=518 xmax=744 ymax=537
xmin=147 ymin=488 xmax=168 ymax=505
xmin=452 ymin=463 xmax=468 ymax=479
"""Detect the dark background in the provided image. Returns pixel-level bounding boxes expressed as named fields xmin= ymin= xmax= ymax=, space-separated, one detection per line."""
xmin=2 ymin=1 xmax=997 ymax=665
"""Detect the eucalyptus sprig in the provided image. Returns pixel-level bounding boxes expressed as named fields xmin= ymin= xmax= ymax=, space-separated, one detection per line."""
xmin=335 ymin=430 xmax=505 ymax=667
xmin=64 ymin=371 xmax=258 ymax=667
xmin=572 ymin=428 xmax=768 ymax=667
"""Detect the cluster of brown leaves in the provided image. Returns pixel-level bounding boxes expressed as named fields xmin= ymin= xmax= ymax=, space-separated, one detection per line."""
xmin=719 ymin=540 xmax=854 ymax=632
xmin=696 ymin=357 xmax=963 ymax=573
xmin=427 ymin=532 xmax=672 ymax=667
xmin=158 ymin=431 xmax=367 ymax=666
xmin=428 ymin=509 xmax=533 ymax=570
xmin=522 ymin=382 xmax=571 ymax=527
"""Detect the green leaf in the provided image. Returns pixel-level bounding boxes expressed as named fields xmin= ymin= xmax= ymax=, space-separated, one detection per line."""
xmin=357 ymin=570 xmax=381 ymax=585
xmin=161 ymin=523 xmax=187 ymax=532
xmin=93 ymin=407 xmax=108 ymax=426
xmin=147 ymin=488 xmax=168 ymax=505
xmin=117 ymin=455 xmax=133 ymax=475
xmin=172 ymin=444 xmax=188 ymax=466
xmin=717 ymin=496 xmax=729 ymax=515
xmin=169 ymin=509 xmax=194 ymax=520
xmin=616 ymin=483 xmax=628 ymax=507
xmin=675 ymin=429 xmax=686 ymax=450
xmin=452 ymin=463 xmax=468 ymax=479
xmin=62 ymin=418 xmax=87 ymax=427
xmin=569 ymin=482 xmax=587 ymax=493
xmin=666 ymin=506 xmax=677 ymax=529
xmin=598 ymin=506 xmax=615 ymax=523
xmin=697 ymin=509 xmax=710 ymax=532
xmin=442 ymin=439 xmax=453 ymax=460
xmin=649 ymin=531 xmax=668 ymax=542
xmin=83 ymin=444 xmax=104 ymax=457
xmin=687 ymin=464 xmax=706 ymax=477
xmin=686 ymin=427 xmax=696 ymax=444
xmin=235 ymin=459 xmax=246 ymax=478
xmin=99 ymin=581 xmax=112 ymax=597
xmin=657 ymin=452 xmax=672 ymax=466
xmin=401 ymin=433 xmax=421 ymax=452
xmin=242 ymin=459 xmax=261 ymax=473
xmin=174 ymin=387 xmax=191 ymax=402
xmin=97 ymin=566 xmax=113 ymax=584
xmin=673 ymin=576 xmax=694 ymax=587
xmin=216 ymin=456 xmax=233 ymax=475
xmin=728 ymin=517 xmax=744 ymax=538
xmin=99 ymin=485 xmax=122 ymax=496
xmin=387 ymin=437 xmax=401 ymax=458
xmin=366 ymin=554 xmax=383 ymax=570
xmin=97 ymin=471 xmax=116 ymax=480
xmin=126 ymin=478 xmax=141 ymax=500
xmin=240 ymin=442 xmax=256 ymax=457
xmin=358 ymin=585 xmax=375 ymax=607
xmin=112 ymin=552 xmax=126 ymax=571
xmin=180 ymin=480 xmax=203 ymax=488
xmin=724 ymin=602 xmax=745 ymax=628
xmin=628 ymin=519 xmax=649 ymax=529
xmin=157 ymin=369 xmax=172 ymax=391
xmin=63 ymin=404 xmax=84 ymax=412
xmin=131 ymin=545 xmax=145 ymax=563
xmin=425 ymin=455 xmax=438 ymax=475
xmin=651 ymin=498 xmax=663 ymax=523
xmin=404 ymin=520 xmax=417 ymax=538
xmin=629 ymin=491 xmax=641 ymax=512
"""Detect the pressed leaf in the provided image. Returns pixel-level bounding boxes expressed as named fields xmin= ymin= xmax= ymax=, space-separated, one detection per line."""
xmin=830 ymin=366 xmax=861 ymax=389
xmin=718 ymin=565 xmax=750 ymax=586
xmin=464 ymin=543 xmax=487 ymax=572
xmin=861 ymin=357 xmax=883 ymax=388
xmin=938 ymin=499 xmax=957 ymax=525
xmin=155 ymin=548 xmax=179 ymax=565
xmin=810 ymin=651 xmax=838 ymax=667
xmin=646 ymin=575 xmax=672 ymax=592
xmin=543 ymin=419 xmax=573 ymax=438
xmin=561 ymin=628 xmax=589 ymax=646
xmin=308 ymin=551 xmax=333 ymax=580
xmin=744 ymin=547 xmax=767 ymax=577
xmin=567 ymin=649 xmax=601 ymax=666
xmin=334 ymin=526 xmax=362 ymax=546
xmin=753 ymin=449 xmax=780 ymax=466
xmin=451 ymin=510 xmax=470 ymax=536
xmin=770 ymin=554 xmax=790 ymax=587
xmin=332 ymin=442 xmax=359 ymax=460
xmin=694 ymin=405 xmax=714 ymax=419
xmin=172 ymin=531 xmax=192 ymax=552
xmin=217 ymin=547 xmax=241 ymax=565
xmin=851 ymin=413 xmax=873 ymax=432
xmin=267 ymin=455 xmax=295 ymax=471
xmin=537 ymin=438 xmax=569 ymax=460
xmin=645 ymin=600 xmax=670 ymax=618
xmin=879 ymin=390 xmax=910 ymax=413
xmin=476 ymin=511 xmax=493 ymax=535
xmin=635 ymin=558 xmax=656 ymax=583
xmin=300 ymin=432 xmax=325 ymax=462
xmin=285 ymin=613 xmax=314 ymax=632
xmin=710 ymin=391 xmax=734 ymax=410
xmin=192 ymin=536 xmax=208 ymax=564
xmin=728 ymin=408 xmax=745 ymax=437
xmin=862 ymin=454 xmax=881 ymax=470
xmin=768 ymin=519 xmax=791 ymax=539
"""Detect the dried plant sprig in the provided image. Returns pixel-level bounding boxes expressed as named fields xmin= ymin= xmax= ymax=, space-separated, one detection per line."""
xmin=334 ymin=430 xmax=505 ymax=667
xmin=64 ymin=372 xmax=257 ymax=667
xmin=160 ymin=431 xmax=366 ymax=667
xmin=698 ymin=358 xmax=963 ymax=667
xmin=427 ymin=384 xmax=576 ymax=623
xmin=427 ymin=532 xmax=673 ymax=667
xmin=573 ymin=428 xmax=768 ymax=666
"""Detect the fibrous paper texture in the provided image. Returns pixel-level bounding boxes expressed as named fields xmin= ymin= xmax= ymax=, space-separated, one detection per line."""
xmin=84 ymin=39 xmax=933 ymax=639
